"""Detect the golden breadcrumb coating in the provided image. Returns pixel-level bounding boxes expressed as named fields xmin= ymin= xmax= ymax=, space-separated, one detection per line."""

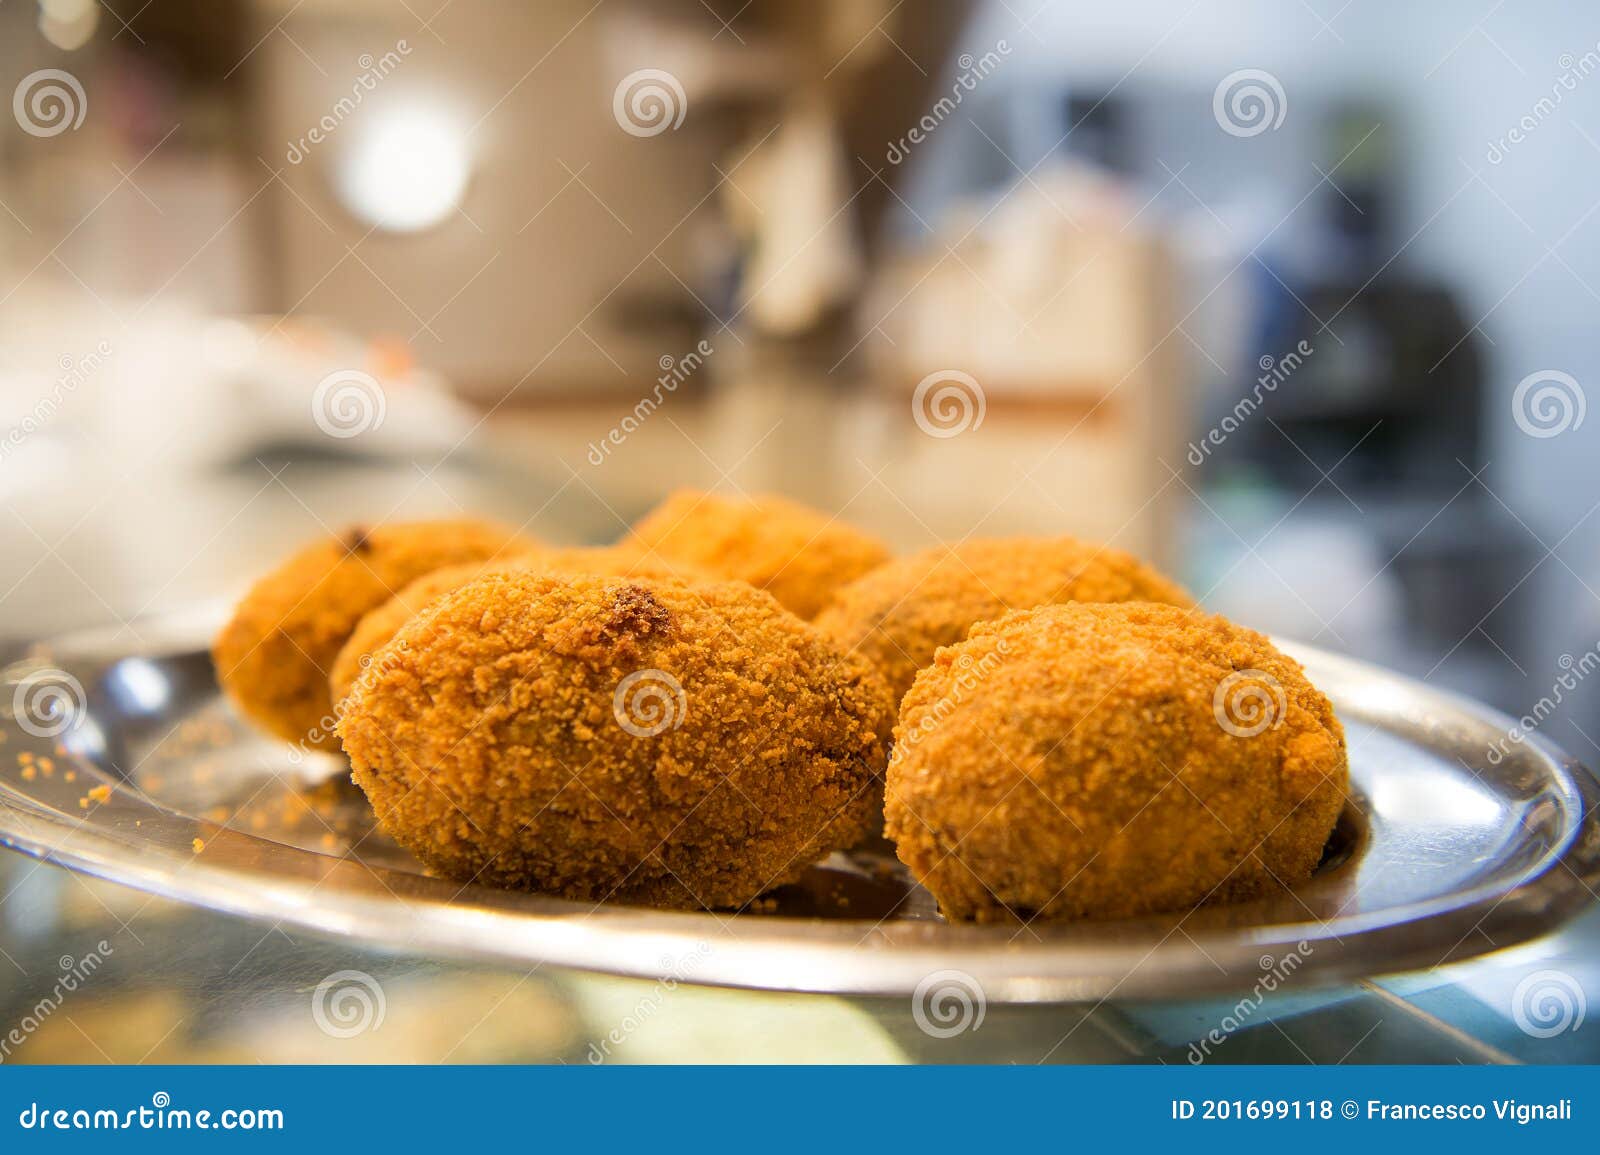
xmin=213 ymin=520 xmax=535 ymax=748
xmin=329 ymin=561 xmax=530 ymax=707
xmin=814 ymin=536 xmax=1193 ymax=705
xmin=624 ymin=489 xmax=891 ymax=619
xmin=886 ymin=601 xmax=1348 ymax=923
xmin=338 ymin=572 xmax=894 ymax=908
xmin=327 ymin=547 xmax=708 ymax=705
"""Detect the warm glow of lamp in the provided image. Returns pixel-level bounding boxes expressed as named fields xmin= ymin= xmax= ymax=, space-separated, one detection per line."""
xmin=335 ymin=104 xmax=471 ymax=233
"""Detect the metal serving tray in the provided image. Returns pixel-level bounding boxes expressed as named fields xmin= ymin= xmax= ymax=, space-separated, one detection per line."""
xmin=1 ymin=608 xmax=1596 ymax=1002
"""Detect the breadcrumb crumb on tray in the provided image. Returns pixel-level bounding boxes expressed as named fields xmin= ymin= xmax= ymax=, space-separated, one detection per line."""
xmin=76 ymin=783 xmax=114 ymax=810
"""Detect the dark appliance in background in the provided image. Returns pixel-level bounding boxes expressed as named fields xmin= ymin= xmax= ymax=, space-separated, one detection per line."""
xmin=1223 ymin=113 xmax=1538 ymax=693
xmin=1063 ymin=92 xmax=1134 ymax=176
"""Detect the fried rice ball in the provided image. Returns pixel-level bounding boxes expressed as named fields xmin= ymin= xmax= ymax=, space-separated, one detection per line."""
xmin=326 ymin=547 xmax=706 ymax=705
xmin=213 ymin=519 xmax=535 ymax=748
xmin=814 ymin=536 xmax=1193 ymax=705
xmin=886 ymin=601 xmax=1348 ymax=923
xmin=624 ymin=489 xmax=891 ymax=619
xmin=337 ymin=572 xmax=894 ymax=908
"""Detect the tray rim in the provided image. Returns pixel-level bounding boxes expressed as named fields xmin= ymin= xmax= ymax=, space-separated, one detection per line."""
xmin=1 ymin=625 xmax=1597 ymax=1004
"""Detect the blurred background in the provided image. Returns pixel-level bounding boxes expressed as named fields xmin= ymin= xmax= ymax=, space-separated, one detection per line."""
xmin=2 ymin=0 xmax=1598 ymax=760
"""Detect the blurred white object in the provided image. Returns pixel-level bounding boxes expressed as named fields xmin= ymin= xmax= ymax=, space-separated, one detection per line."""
xmin=0 ymin=297 xmax=476 ymax=478
xmin=0 ymin=300 xmax=483 ymax=634
xmin=335 ymin=103 xmax=472 ymax=234
xmin=601 ymin=6 xmax=793 ymax=103
xmin=866 ymin=161 xmax=1145 ymax=392
xmin=728 ymin=97 xmax=862 ymax=337
xmin=843 ymin=163 xmax=1185 ymax=568
xmin=38 ymin=0 xmax=99 ymax=51
xmin=115 ymin=309 xmax=477 ymax=470
xmin=1196 ymin=515 xmax=1404 ymax=657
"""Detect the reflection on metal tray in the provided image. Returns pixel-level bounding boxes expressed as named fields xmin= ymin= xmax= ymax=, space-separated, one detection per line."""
xmin=0 ymin=609 xmax=1596 ymax=1003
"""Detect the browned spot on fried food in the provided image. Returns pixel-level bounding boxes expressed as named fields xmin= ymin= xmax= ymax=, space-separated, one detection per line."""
xmin=541 ymin=581 xmax=682 ymax=667
xmin=338 ymin=572 xmax=896 ymax=909
xmin=342 ymin=524 xmax=373 ymax=554
xmin=604 ymin=584 xmax=674 ymax=639
xmin=325 ymin=552 xmax=712 ymax=707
